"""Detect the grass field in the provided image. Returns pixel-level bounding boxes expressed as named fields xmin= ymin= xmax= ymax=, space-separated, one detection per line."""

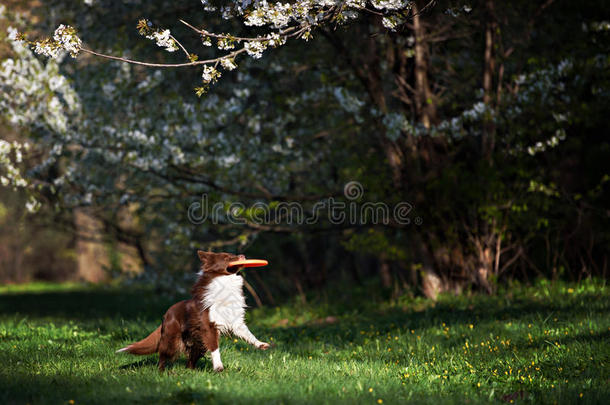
xmin=0 ymin=279 xmax=608 ymax=404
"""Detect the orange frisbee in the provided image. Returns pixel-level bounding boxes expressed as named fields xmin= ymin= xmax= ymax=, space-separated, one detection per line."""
xmin=228 ymin=259 xmax=268 ymax=268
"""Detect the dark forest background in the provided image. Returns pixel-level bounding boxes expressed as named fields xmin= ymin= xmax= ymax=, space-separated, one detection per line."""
xmin=1 ymin=0 xmax=609 ymax=302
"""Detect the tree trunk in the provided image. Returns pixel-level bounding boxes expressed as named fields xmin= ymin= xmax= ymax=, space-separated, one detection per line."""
xmin=379 ymin=257 xmax=392 ymax=288
xmin=74 ymin=209 xmax=108 ymax=282
xmin=482 ymin=0 xmax=497 ymax=161
xmin=415 ymin=235 xmax=446 ymax=300
xmin=411 ymin=2 xmax=447 ymax=298
xmin=413 ymin=1 xmax=437 ymax=128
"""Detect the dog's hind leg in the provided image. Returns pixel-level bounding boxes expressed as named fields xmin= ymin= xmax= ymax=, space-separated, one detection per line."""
xmin=157 ymin=319 xmax=182 ymax=371
xmin=158 ymin=353 xmax=168 ymax=372
xmin=187 ymin=346 xmax=204 ymax=369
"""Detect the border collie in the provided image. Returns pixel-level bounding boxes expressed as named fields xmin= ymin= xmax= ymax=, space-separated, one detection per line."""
xmin=116 ymin=251 xmax=270 ymax=371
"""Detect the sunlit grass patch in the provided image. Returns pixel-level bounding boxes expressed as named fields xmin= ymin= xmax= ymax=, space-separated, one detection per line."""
xmin=0 ymin=279 xmax=608 ymax=404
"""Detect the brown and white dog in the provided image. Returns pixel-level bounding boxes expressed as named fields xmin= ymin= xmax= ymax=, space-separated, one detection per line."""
xmin=116 ymin=251 xmax=270 ymax=371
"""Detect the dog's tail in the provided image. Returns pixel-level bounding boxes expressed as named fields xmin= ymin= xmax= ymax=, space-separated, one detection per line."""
xmin=116 ymin=325 xmax=162 ymax=355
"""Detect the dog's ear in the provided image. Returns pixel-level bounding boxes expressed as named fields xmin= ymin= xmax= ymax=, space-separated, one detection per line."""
xmin=198 ymin=251 xmax=231 ymax=273
xmin=197 ymin=250 xmax=211 ymax=263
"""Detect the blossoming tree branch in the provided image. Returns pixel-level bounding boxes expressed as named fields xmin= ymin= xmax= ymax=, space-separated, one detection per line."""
xmin=20 ymin=0 xmax=420 ymax=95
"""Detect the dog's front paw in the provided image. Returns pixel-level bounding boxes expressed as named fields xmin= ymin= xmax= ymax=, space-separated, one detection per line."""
xmin=213 ymin=365 xmax=224 ymax=373
xmin=257 ymin=342 xmax=271 ymax=350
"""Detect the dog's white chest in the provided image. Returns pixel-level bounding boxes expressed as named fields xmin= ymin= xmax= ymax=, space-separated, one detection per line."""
xmin=202 ymin=274 xmax=246 ymax=333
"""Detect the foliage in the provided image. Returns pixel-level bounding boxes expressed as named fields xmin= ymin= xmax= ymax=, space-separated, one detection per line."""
xmin=0 ymin=1 xmax=609 ymax=292
xmin=0 ymin=188 xmax=77 ymax=283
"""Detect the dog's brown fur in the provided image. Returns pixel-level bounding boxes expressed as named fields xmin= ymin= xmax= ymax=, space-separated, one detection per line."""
xmin=117 ymin=251 xmax=268 ymax=371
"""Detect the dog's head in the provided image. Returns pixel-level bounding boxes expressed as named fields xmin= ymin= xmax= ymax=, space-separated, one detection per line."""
xmin=197 ymin=250 xmax=245 ymax=275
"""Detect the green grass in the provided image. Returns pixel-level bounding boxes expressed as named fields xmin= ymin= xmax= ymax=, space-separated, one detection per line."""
xmin=0 ymin=279 xmax=608 ymax=404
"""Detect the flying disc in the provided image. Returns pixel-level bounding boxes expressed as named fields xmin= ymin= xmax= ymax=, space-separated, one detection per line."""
xmin=228 ymin=259 xmax=268 ymax=268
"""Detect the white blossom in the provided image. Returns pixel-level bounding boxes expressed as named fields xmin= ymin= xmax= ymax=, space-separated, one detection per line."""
xmin=34 ymin=40 xmax=61 ymax=58
xmin=245 ymin=41 xmax=267 ymax=59
xmin=217 ymin=37 xmax=235 ymax=50
xmin=202 ymin=65 xmax=220 ymax=83
xmin=200 ymin=0 xmax=217 ymax=12
xmin=371 ymin=0 xmax=411 ymax=11
xmin=382 ymin=16 xmax=404 ymax=31
xmin=7 ymin=26 xmax=18 ymax=41
xmin=221 ymin=58 xmax=238 ymax=71
xmin=0 ymin=140 xmax=30 ymax=188
xmin=382 ymin=112 xmax=408 ymax=141
xmin=146 ymin=29 xmax=178 ymax=52
xmin=266 ymin=32 xmax=286 ymax=47
xmin=53 ymin=24 xmax=82 ymax=57
xmin=333 ymin=87 xmax=364 ymax=115
xmin=25 ymin=197 xmax=41 ymax=213
xmin=591 ymin=21 xmax=610 ymax=31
